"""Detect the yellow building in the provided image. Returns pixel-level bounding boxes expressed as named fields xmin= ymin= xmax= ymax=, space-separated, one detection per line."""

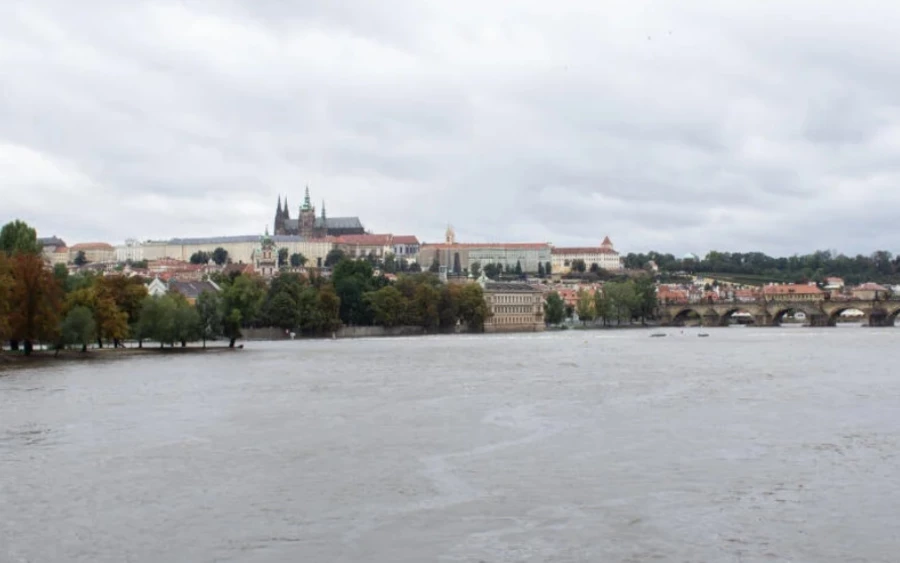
xmin=69 ymin=242 xmax=116 ymax=264
xmin=479 ymin=275 xmax=545 ymax=333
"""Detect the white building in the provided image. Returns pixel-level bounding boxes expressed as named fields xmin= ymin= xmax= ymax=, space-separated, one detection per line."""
xmin=116 ymin=238 xmax=144 ymax=262
xmin=128 ymin=235 xmax=335 ymax=267
xmin=550 ymin=236 xmax=622 ymax=274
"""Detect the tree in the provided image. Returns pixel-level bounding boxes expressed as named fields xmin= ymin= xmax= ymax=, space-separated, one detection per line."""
xmin=0 ymin=220 xmax=42 ymax=255
xmin=189 ymin=251 xmax=211 ymax=265
xmin=9 ymin=253 xmax=62 ymax=354
xmin=537 ymin=262 xmax=545 ymax=277
xmin=324 ymin=248 xmax=347 ymax=267
xmin=365 ymin=286 xmax=407 ymax=327
xmin=331 ymin=259 xmax=378 ymax=325
xmin=457 ymin=283 xmax=490 ymax=331
xmin=290 ymin=252 xmax=307 ymax=268
xmin=571 ymin=259 xmax=587 ymax=273
xmin=171 ymin=293 xmax=202 ymax=347
xmin=594 ymin=289 xmax=611 ymax=326
xmin=60 ymin=306 xmax=96 ymax=353
xmin=196 ymin=290 xmax=223 ymax=347
xmin=632 ymin=276 xmax=658 ymax=325
xmin=0 ymin=253 xmax=12 ymax=344
xmin=576 ymin=289 xmax=595 ymax=325
xmin=413 ymin=283 xmax=441 ymax=329
xmin=471 ymin=261 xmax=482 ymax=279
xmin=278 ymin=247 xmax=289 ymax=267
xmin=73 ymin=251 xmax=88 ymax=266
xmin=483 ymin=263 xmax=501 ymax=280
xmin=136 ymin=295 xmax=177 ymax=348
xmin=429 ymin=255 xmax=441 ymax=273
xmin=383 ymin=252 xmax=397 ymax=274
xmin=452 ymin=252 xmax=462 ymax=275
xmin=212 ymin=247 xmax=229 ymax=266
xmin=515 ymin=260 xmax=523 ymax=276
xmin=53 ymin=263 xmax=69 ymax=286
xmin=589 ymin=263 xmax=600 ymax=274
xmin=604 ymin=281 xmax=638 ymax=325
xmin=408 ymin=261 xmax=422 ymax=273
xmin=565 ymin=304 xmax=575 ymax=319
xmin=316 ymin=285 xmax=343 ymax=333
xmin=220 ymin=274 xmax=266 ymax=347
xmin=545 ymin=261 xmax=552 ymax=276
xmin=544 ymin=292 xmax=565 ymax=325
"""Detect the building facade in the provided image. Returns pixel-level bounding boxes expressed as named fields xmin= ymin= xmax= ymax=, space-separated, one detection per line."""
xmin=335 ymin=234 xmax=394 ymax=261
xmin=479 ymin=276 xmax=545 ymax=333
xmin=69 ymin=242 xmax=116 ymax=264
xmin=762 ymin=283 xmax=825 ymax=301
xmin=418 ymin=227 xmax=551 ymax=274
xmin=136 ymin=235 xmax=334 ymax=267
xmin=116 ymin=238 xmax=144 ymax=263
xmin=252 ymin=231 xmax=278 ymax=278
xmin=392 ymin=235 xmax=420 ymax=262
xmin=550 ymin=236 xmax=622 ymax=274
xmin=273 ymin=187 xmax=365 ymax=238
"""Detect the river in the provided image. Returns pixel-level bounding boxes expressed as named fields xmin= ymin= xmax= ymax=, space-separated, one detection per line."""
xmin=2 ymin=328 xmax=900 ymax=562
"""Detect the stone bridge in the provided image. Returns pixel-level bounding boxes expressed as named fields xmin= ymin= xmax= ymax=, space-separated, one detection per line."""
xmin=658 ymin=299 xmax=900 ymax=327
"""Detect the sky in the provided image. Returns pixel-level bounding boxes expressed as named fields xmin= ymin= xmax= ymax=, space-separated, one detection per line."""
xmin=2 ymin=0 xmax=900 ymax=257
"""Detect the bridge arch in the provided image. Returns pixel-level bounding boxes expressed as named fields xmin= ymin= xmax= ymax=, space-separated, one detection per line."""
xmin=769 ymin=305 xmax=820 ymax=326
xmin=717 ymin=307 xmax=756 ymax=326
xmin=826 ymin=306 xmax=871 ymax=326
xmin=672 ymin=307 xmax=720 ymax=327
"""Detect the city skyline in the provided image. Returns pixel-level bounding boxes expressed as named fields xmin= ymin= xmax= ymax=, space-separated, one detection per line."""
xmin=3 ymin=2 xmax=900 ymax=255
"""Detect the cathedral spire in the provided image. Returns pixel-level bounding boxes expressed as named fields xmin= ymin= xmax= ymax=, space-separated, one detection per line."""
xmin=283 ymin=195 xmax=290 ymax=219
xmin=276 ymin=195 xmax=282 ymax=216
xmin=321 ymin=199 xmax=326 ymax=220
xmin=302 ymin=185 xmax=312 ymax=211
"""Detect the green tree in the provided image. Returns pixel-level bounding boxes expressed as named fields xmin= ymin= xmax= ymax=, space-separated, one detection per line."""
xmin=220 ymin=274 xmax=266 ymax=347
xmin=408 ymin=261 xmax=422 ymax=273
xmin=278 ymin=247 xmax=289 ymax=267
xmin=364 ymin=285 xmax=407 ymax=327
xmin=470 ymin=261 xmax=482 ymax=279
xmin=571 ymin=259 xmax=587 ymax=273
xmin=483 ymin=263 xmax=501 ymax=279
xmin=325 ymin=248 xmax=347 ymax=267
xmin=413 ymin=283 xmax=441 ymax=329
xmin=576 ymin=289 xmax=595 ymax=324
xmin=0 ymin=220 xmax=42 ymax=255
xmin=457 ymin=283 xmax=490 ymax=331
xmin=212 ymin=247 xmax=229 ymax=266
xmin=60 ymin=305 xmax=96 ymax=353
xmin=594 ymin=289 xmax=611 ymax=326
xmin=589 ymin=263 xmax=600 ymax=274
xmin=136 ymin=295 xmax=177 ymax=348
xmin=429 ymin=255 xmax=441 ymax=273
xmin=544 ymin=292 xmax=565 ymax=325
xmin=604 ymin=280 xmax=637 ymax=325
xmin=332 ymin=259 xmax=379 ymax=325
xmin=74 ymin=250 xmax=88 ymax=266
xmin=452 ymin=252 xmax=462 ymax=275
xmin=196 ymin=290 xmax=223 ymax=347
xmin=632 ymin=276 xmax=658 ymax=325
xmin=53 ymin=263 xmax=69 ymax=286
xmin=290 ymin=252 xmax=307 ymax=268
xmin=316 ymin=285 xmax=342 ymax=333
xmin=189 ymin=251 xmax=211 ymax=264
xmin=383 ymin=252 xmax=397 ymax=273
xmin=545 ymin=261 xmax=552 ymax=276
xmin=537 ymin=262 xmax=545 ymax=277
xmin=171 ymin=294 xmax=202 ymax=347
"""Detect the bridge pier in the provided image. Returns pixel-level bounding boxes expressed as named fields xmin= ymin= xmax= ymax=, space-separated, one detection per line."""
xmin=806 ymin=314 xmax=830 ymax=327
xmin=754 ymin=313 xmax=773 ymax=327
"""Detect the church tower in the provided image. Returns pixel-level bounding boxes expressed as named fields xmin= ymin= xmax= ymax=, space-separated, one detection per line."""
xmin=445 ymin=224 xmax=456 ymax=244
xmin=274 ymin=195 xmax=284 ymax=235
xmin=299 ymin=185 xmax=317 ymax=238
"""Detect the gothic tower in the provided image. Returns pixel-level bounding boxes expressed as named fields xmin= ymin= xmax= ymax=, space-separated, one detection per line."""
xmin=299 ymin=185 xmax=316 ymax=238
xmin=274 ymin=195 xmax=284 ymax=235
xmin=283 ymin=196 xmax=290 ymax=220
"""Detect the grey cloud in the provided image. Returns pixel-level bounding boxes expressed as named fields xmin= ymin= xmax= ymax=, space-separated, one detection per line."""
xmin=3 ymin=0 xmax=900 ymax=255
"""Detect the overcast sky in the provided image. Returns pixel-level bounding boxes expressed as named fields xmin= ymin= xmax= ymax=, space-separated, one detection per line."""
xmin=2 ymin=1 xmax=900 ymax=256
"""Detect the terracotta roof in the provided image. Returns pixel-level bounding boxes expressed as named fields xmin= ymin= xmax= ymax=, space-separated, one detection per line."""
xmin=70 ymin=242 xmax=114 ymax=251
xmin=392 ymin=235 xmax=419 ymax=245
xmin=54 ymin=246 xmax=69 ymax=254
xmin=762 ymin=284 xmax=823 ymax=295
xmin=422 ymin=242 xmax=550 ymax=250
xmin=601 ymin=236 xmax=613 ymax=246
xmin=551 ymin=247 xmax=618 ymax=255
xmin=734 ymin=289 xmax=760 ymax=297
xmin=336 ymin=234 xmax=393 ymax=246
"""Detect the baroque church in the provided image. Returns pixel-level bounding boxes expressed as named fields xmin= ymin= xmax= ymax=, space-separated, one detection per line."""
xmin=273 ymin=186 xmax=365 ymax=238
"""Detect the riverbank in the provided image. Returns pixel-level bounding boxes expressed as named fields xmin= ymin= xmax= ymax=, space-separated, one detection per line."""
xmin=0 ymin=345 xmax=240 ymax=372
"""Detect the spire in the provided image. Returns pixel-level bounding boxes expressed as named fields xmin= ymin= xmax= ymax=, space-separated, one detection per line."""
xmin=283 ymin=195 xmax=290 ymax=219
xmin=302 ymin=185 xmax=312 ymax=211
xmin=321 ymin=199 xmax=326 ymax=220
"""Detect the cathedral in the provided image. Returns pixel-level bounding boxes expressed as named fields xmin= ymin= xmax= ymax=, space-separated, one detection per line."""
xmin=273 ymin=186 xmax=365 ymax=238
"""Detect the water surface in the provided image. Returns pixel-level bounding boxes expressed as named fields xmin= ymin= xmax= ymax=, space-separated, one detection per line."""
xmin=3 ymin=328 xmax=900 ymax=562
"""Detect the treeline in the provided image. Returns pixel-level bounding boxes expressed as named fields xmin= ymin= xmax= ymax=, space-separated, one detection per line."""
xmin=624 ymin=250 xmax=900 ymax=285
xmin=544 ymin=277 xmax=657 ymax=326
xmin=252 ymin=260 xmax=489 ymax=333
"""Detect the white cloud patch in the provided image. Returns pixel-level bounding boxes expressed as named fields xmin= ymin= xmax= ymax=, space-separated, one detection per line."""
xmin=1 ymin=0 xmax=899 ymax=255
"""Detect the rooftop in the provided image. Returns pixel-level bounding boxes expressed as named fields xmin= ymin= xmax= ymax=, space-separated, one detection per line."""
xmin=165 ymin=235 xmax=308 ymax=245
xmin=484 ymin=282 xmax=542 ymax=292
xmin=335 ymin=234 xmax=393 ymax=246
xmin=392 ymin=235 xmax=420 ymax=245
xmin=168 ymin=280 xmax=221 ymax=299
xmin=762 ymin=283 xmax=824 ymax=295
xmin=424 ymin=242 xmax=550 ymax=250
xmin=70 ymin=242 xmax=115 ymax=251
xmin=551 ymin=246 xmax=619 ymax=255
xmin=38 ymin=236 xmax=66 ymax=247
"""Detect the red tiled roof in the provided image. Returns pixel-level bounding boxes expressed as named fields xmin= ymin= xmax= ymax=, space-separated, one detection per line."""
xmin=422 ymin=242 xmax=550 ymax=250
xmin=70 ymin=242 xmax=114 ymax=251
xmin=392 ymin=235 xmax=419 ymax=245
xmin=762 ymin=284 xmax=823 ymax=295
xmin=551 ymin=247 xmax=618 ymax=255
xmin=601 ymin=236 xmax=613 ymax=246
xmin=336 ymin=234 xmax=393 ymax=246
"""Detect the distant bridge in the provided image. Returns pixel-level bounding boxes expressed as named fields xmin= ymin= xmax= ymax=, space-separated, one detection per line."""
xmin=658 ymin=299 xmax=900 ymax=327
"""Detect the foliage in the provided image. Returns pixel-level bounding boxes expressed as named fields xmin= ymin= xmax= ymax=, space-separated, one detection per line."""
xmin=544 ymin=292 xmax=565 ymax=325
xmin=73 ymin=251 xmax=88 ymax=266
xmin=220 ymin=274 xmax=267 ymax=346
xmin=278 ymin=247 xmax=289 ymax=267
xmin=545 ymin=261 xmax=552 ymax=276
xmin=576 ymin=289 xmax=595 ymax=324
xmin=290 ymin=252 xmax=307 ymax=268
xmin=515 ymin=260 xmax=523 ymax=276
xmin=471 ymin=261 xmax=482 ymax=279
xmin=8 ymin=253 xmax=63 ymax=354
xmin=60 ymin=306 xmax=96 ymax=352
xmin=483 ymin=263 xmax=502 ymax=280
xmin=324 ymin=248 xmax=346 ymax=267
xmin=53 ymin=263 xmax=69 ymax=286
xmin=453 ymin=252 xmax=462 ymax=274
xmin=537 ymin=262 xmax=545 ymax=277
xmin=332 ymin=259 xmax=386 ymax=325
xmin=190 ymin=251 xmax=210 ymax=264
xmin=571 ymin=259 xmax=587 ymax=273
xmin=429 ymin=255 xmax=441 ymax=273
xmin=0 ymin=220 xmax=42 ymax=255
xmin=212 ymin=247 xmax=229 ymax=266
xmin=365 ymin=285 xmax=407 ymax=327
xmin=0 ymin=253 xmax=12 ymax=342
xmin=196 ymin=290 xmax=223 ymax=346
xmin=136 ymin=295 xmax=177 ymax=347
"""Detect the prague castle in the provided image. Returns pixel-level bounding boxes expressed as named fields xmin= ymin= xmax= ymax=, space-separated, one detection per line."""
xmin=273 ymin=186 xmax=365 ymax=238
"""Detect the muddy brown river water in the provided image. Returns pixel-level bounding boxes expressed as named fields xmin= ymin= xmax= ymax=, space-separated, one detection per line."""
xmin=2 ymin=328 xmax=900 ymax=562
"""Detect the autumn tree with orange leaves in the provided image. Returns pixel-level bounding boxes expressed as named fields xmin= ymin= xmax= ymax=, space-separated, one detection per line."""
xmin=8 ymin=253 xmax=63 ymax=355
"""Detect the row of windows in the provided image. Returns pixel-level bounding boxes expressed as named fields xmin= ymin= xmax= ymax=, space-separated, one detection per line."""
xmin=490 ymin=315 xmax=542 ymax=325
xmin=492 ymin=294 xmax=538 ymax=304
xmin=494 ymin=306 xmax=538 ymax=314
